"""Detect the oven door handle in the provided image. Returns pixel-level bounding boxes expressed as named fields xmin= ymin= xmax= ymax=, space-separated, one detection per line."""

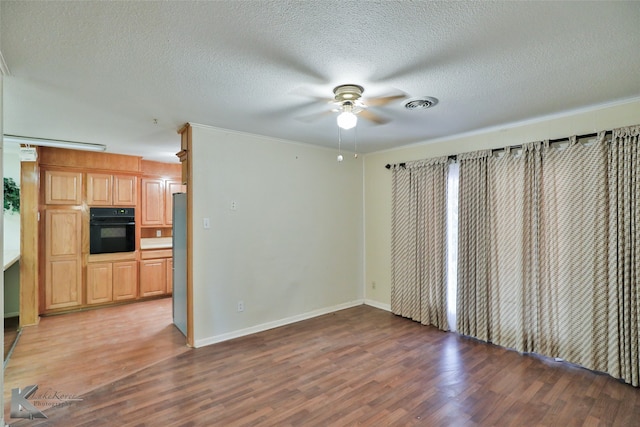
xmin=90 ymin=221 xmax=136 ymax=226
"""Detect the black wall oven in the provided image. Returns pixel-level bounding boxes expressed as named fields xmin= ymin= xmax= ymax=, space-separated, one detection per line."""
xmin=89 ymin=207 xmax=135 ymax=254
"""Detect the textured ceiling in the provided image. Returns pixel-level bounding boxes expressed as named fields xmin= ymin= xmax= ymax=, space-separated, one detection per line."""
xmin=2 ymin=1 xmax=639 ymax=162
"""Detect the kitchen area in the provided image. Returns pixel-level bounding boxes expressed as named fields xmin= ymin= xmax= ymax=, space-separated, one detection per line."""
xmin=17 ymin=146 xmax=187 ymax=333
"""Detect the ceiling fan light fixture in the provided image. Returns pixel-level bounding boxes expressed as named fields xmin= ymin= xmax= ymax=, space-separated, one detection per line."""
xmin=337 ymin=110 xmax=357 ymax=130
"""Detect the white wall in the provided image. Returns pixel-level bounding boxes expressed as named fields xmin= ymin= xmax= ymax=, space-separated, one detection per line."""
xmin=364 ymin=98 xmax=640 ymax=307
xmin=190 ymin=125 xmax=364 ymax=346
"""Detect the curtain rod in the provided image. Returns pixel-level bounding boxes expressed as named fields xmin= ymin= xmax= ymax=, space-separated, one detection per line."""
xmin=384 ymin=130 xmax=612 ymax=169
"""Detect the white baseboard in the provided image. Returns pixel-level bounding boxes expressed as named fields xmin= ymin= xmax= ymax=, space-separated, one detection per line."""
xmin=364 ymin=299 xmax=391 ymax=312
xmin=194 ymin=299 xmax=365 ymax=348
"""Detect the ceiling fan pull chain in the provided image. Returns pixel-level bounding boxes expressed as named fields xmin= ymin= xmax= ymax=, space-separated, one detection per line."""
xmin=354 ymin=125 xmax=358 ymax=159
xmin=337 ymin=126 xmax=343 ymax=162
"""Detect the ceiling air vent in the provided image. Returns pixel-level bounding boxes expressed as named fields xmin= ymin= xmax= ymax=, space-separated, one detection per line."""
xmin=404 ymin=97 xmax=439 ymax=110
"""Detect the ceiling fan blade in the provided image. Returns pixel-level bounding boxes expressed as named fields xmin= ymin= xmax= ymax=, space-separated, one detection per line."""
xmin=364 ymin=92 xmax=408 ymax=107
xmin=296 ymin=109 xmax=335 ymax=123
xmin=290 ymin=86 xmax=335 ymax=104
xmin=359 ymin=109 xmax=390 ymax=125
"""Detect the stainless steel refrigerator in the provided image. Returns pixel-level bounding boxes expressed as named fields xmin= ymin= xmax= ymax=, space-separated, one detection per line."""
xmin=172 ymin=192 xmax=187 ymax=336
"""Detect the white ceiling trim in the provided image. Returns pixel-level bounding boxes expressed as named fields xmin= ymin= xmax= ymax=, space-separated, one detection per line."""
xmin=370 ymin=95 xmax=640 ymax=156
xmin=188 ymin=122 xmax=357 ymax=154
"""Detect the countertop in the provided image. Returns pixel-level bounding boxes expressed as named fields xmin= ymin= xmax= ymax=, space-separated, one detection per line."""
xmin=4 ymin=249 xmax=20 ymax=271
xmin=140 ymin=237 xmax=173 ymax=250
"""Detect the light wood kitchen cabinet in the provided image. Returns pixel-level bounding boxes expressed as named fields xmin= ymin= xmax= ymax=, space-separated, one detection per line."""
xmin=45 ymin=170 xmax=82 ymax=205
xmin=113 ymin=175 xmax=137 ymax=206
xmin=45 ymin=209 xmax=82 ymax=310
xmin=164 ymin=180 xmax=186 ymax=226
xmin=113 ymin=261 xmax=138 ymax=301
xmin=141 ymin=178 xmax=165 ymax=226
xmin=87 ymin=262 xmax=113 ymax=304
xmin=86 ymin=260 xmax=138 ymax=304
xmin=87 ymin=173 xmax=137 ymax=206
xmin=139 ymin=258 xmax=167 ymax=297
xmin=87 ymin=173 xmax=111 ymax=205
xmin=142 ymin=178 xmax=185 ymax=226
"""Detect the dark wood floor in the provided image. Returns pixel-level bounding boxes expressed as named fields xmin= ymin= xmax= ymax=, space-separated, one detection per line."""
xmin=5 ymin=301 xmax=640 ymax=426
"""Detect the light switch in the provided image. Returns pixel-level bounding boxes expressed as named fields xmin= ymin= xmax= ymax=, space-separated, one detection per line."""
xmin=203 ymin=218 xmax=210 ymax=229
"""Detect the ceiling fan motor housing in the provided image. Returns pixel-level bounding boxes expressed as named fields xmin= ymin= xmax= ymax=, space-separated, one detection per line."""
xmin=333 ymin=84 xmax=364 ymax=103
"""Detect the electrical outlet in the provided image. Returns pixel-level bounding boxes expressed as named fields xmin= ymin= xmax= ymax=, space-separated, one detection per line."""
xmin=237 ymin=300 xmax=244 ymax=312
xmin=230 ymin=200 xmax=238 ymax=211
xmin=372 ymin=281 xmax=376 ymax=290
xmin=156 ymin=229 xmax=162 ymax=237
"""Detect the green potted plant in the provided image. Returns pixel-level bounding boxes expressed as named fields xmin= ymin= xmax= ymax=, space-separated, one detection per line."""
xmin=4 ymin=177 xmax=20 ymax=213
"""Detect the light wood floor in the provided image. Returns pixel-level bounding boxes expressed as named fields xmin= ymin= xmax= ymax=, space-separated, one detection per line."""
xmin=5 ymin=301 xmax=640 ymax=426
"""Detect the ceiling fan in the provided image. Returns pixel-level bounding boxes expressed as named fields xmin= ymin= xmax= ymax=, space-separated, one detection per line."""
xmin=296 ymin=84 xmax=407 ymax=128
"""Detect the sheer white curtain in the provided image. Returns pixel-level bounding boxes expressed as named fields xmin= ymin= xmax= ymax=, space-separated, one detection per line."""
xmin=446 ymin=162 xmax=459 ymax=332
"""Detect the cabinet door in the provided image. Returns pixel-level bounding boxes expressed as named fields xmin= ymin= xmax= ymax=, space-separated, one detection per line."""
xmin=139 ymin=258 xmax=166 ymax=297
xmin=166 ymin=257 xmax=173 ymax=294
xmin=141 ymin=179 xmax=164 ymax=226
xmin=113 ymin=261 xmax=138 ymax=301
xmin=87 ymin=262 xmax=113 ymax=304
xmin=45 ymin=209 xmax=82 ymax=310
xmin=114 ymin=175 xmax=137 ymax=206
xmin=87 ymin=173 xmax=113 ymax=206
xmin=164 ymin=180 xmax=186 ymax=226
xmin=45 ymin=171 xmax=82 ymax=205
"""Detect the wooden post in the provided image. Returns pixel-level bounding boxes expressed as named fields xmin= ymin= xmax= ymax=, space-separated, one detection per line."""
xmin=20 ymin=149 xmax=40 ymax=326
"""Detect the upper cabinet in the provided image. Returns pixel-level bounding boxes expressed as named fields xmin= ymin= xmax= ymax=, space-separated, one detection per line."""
xmin=87 ymin=173 xmax=137 ymax=206
xmin=141 ymin=178 xmax=165 ymax=226
xmin=113 ymin=175 xmax=137 ymax=206
xmin=45 ymin=170 xmax=83 ymax=205
xmin=164 ymin=180 xmax=186 ymax=226
xmin=141 ymin=178 xmax=185 ymax=226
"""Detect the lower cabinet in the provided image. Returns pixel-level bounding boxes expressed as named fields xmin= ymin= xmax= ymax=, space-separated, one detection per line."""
xmin=113 ymin=261 xmax=139 ymax=301
xmin=140 ymin=258 xmax=167 ymax=297
xmin=87 ymin=260 xmax=138 ymax=305
xmin=87 ymin=253 xmax=170 ymax=305
xmin=86 ymin=262 xmax=113 ymax=305
xmin=140 ymin=249 xmax=173 ymax=297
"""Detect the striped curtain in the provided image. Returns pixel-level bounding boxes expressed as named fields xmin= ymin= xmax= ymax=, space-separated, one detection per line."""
xmin=455 ymin=125 xmax=640 ymax=387
xmin=456 ymin=146 xmax=541 ymax=346
xmin=391 ymin=158 xmax=449 ymax=330
xmin=608 ymin=125 xmax=640 ymax=386
xmin=456 ymin=150 xmax=491 ymax=341
xmin=486 ymin=143 xmax=541 ymax=352
xmin=538 ymin=135 xmax=609 ymax=370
